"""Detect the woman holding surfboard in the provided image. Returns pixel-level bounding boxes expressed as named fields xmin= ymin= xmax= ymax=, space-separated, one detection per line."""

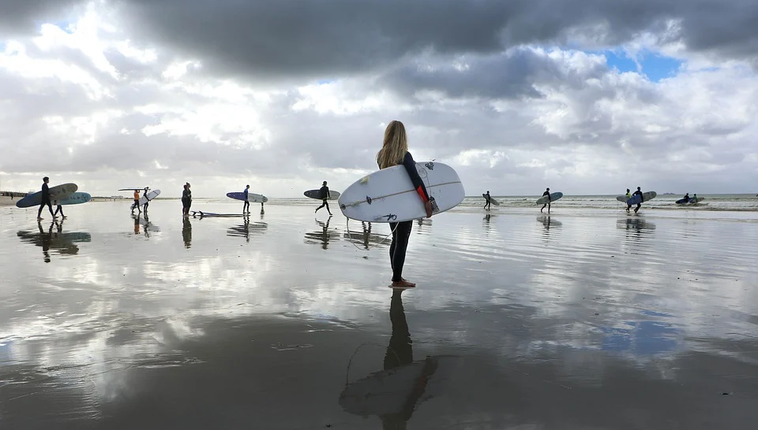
xmin=377 ymin=120 xmax=433 ymax=289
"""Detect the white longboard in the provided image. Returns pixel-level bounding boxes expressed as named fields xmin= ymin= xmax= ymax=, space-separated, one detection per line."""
xmin=139 ymin=189 xmax=161 ymax=205
xmin=338 ymin=161 xmax=465 ymax=223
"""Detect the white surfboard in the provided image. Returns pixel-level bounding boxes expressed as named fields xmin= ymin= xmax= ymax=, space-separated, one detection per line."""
xmin=139 ymin=189 xmax=161 ymax=205
xmin=338 ymin=161 xmax=465 ymax=223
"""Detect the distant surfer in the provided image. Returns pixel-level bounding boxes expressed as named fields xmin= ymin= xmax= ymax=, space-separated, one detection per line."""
xmin=625 ymin=188 xmax=632 ymax=212
xmin=142 ymin=187 xmax=150 ymax=214
xmin=377 ymin=120 xmax=433 ymax=289
xmin=632 ymin=186 xmax=643 ymax=213
xmin=682 ymin=192 xmax=690 ymax=203
xmin=37 ymin=177 xmax=55 ymax=221
xmin=243 ymin=185 xmax=250 ymax=214
xmin=540 ymin=187 xmax=551 ymax=214
xmin=182 ymin=183 xmax=192 ymax=217
xmin=484 ymin=191 xmax=492 ymax=211
xmin=315 ymin=181 xmax=332 ymax=216
xmin=131 ymin=189 xmax=141 ymax=214
xmin=692 ymin=193 xmax=698 ymax=203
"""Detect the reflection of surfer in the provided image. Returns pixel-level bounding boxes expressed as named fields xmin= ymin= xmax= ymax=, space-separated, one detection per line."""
xmin=38 ymin=221 xmax=53 ymax=263
xmin=381 ymin=290 xmax=437 ymax=428
xmin=182 ymin=217 xmax=192 ymax=248
xmin=133 ymin=215 xmax=140 ymax=234
xmin=317 ymin=216 xmax=332 ymax=250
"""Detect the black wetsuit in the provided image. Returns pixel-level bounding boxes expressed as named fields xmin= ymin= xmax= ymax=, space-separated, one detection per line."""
xmin=384 ymin=152 xmax=430 ymax=283
xmin=37 ymin=183 xmax=54 ymax=218
xmin=315 ymin=186 xmax=332 ymax=215
xmin=540 ymin=190 xmax=551 ymax=212
xmin=182 ymin=188 xmax=192 ymax=214
xmin=632 ymin=190 xmax=643 ymax=213
xmin=243 ymin=188 xmax=250 ymax=213
xmin=484 ymin=193 xmax=491 ymax=210
xmin=142 ymin=189 xmax=149 ymax=213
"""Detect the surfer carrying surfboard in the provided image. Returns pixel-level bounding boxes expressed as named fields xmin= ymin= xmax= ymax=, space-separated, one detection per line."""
xmin=632 ymin=187 xmax=643 ymax=213
xmin=315 ymin=181 xmax=333 ymax=215
xmin=377 ymin=120 xmax=433 ymax=289
xmin=131 ymin=189 xmax=141 ymax=214
xmin=540 ymin=187 xmax=552 ymax=214
xmin=142 ymin=187 xmax=150 ymax=214
xmin=243 ymin=185 xmax=250 ymax=214
xmin=484 ymin=191 xmax=492 ymax=211
xmin=37 ymin=177 xmax=55 ymax=221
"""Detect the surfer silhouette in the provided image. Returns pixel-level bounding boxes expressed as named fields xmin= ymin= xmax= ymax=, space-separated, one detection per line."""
xmin=377 ymin=120 xmax=432 ymax=289
xmin=540 ymin=187 xmax=551 ymax=214
xmin=53 ymin=200 xmax=65 ymax=219
xmin=625 ymin=188 xmax=632 ymax=212
xmin=484 ymin=191 xmax=491 ymax=211
xmin=182 ymin=183 xmax=192 ymax=217
xmin=142 ymin=187 xmax=150 ymax=215
xmin=131 ymin=189 xmax=141 ymax=214
xmin=315 ymin=181 xmax=332 ymax=215
xmin=37 ymin=177 xmax=55 ymax=221
xmin=243 ymin=185 xmax=250 ymax=214
xmin=633 ymin=186 xmax=643 ymax=213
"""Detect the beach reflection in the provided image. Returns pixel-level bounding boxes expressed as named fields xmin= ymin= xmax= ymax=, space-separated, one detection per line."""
xmin=182 ymin=217 xmax=192 ymax=248
xmin=227 ymin=218 xmax=268 ymax=242
xmin=17 ymin=220 xmax=91 ymax=263
xmin=343 ymin=221 xmax=388 ymax=249
xmin=304 ymin=216 xmax=339 ymax=249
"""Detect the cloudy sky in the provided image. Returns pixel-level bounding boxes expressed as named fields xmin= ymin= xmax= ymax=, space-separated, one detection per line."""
xmin=1 ymin=0 xmax=756 ymax=197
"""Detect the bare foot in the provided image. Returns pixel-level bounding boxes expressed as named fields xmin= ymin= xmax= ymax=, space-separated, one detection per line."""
xmin=390 ymin=279 xmax=416 ymax=289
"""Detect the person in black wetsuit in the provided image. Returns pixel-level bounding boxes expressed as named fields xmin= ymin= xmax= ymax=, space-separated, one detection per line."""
xmin=484 ymin=191 xmax=492 ymax=211
xmin=243 ymin=185 xmax=250 ymax=214
xmin=540 ymin=187 xmax=551 ymax=213
xmin=315 ymin=181 xmax=332 ymax=215
xmin=142 ymin=187 xmax=150 ymax=215
xmin=632 ymin=186 xmax=644 ymax=213
xmin=37 ymin=177 xmax=55 ymax=220
xmin=377 ymin=120 xmax=433 ymax=289
xmin=182 ymin=183 xmax=192 ymax=217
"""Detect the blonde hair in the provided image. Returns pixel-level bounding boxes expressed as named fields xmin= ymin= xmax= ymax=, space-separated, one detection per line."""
xmin=376 ymin=120 xmax=408 ymax=169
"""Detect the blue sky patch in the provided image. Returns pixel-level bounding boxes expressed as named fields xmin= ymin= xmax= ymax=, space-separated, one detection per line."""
xmin=604 ymin=50 xmax=683 ymax=82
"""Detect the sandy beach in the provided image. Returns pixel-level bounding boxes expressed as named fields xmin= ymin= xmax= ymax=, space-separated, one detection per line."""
xmin=1 ymin=201 xmax=757 ymax=429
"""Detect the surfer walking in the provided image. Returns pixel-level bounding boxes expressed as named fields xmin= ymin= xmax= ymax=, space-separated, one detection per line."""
xmin=540 ymin=187 xmax=551 ymax=214
xmin=37 ymin=177 xmax=55 ymax=221
xmin=181 ymin=183 xmax=192 ymax=217
xmin=315 ymin=181 xmax=332 ymax=215
xmin=243 ymin=185 xmax=250 ymax=214
xmin=377 ymin=120 xmax=433 ymax=289
xmin=484 ymin=191 xmax=492 ymax=211
xmin=142 ymin=187 xmax=150 ymax=215
xmin=53 ymin=200 xmax=65 ymax=219
xmin=625 ymin=188 xmax=632 ymax=212
xmin=632 ymin=186 xmax=643 ymax=213
xmin=131 ymin=189 xmax=141 ymax=214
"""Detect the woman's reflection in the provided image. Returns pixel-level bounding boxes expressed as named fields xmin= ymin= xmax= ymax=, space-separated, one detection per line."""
xmin=381 ymin=290 xmax=437 ymax=429
xmin=339 ymin=290 xmax=437 ymax=428
xmin=182 ymin=217 xmax=192 ymax=248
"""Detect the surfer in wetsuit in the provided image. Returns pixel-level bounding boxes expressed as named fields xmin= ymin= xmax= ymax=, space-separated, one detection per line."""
xmin=625 ymin=188 xmax=632 ymax=212
xmin=142 ymin=187 xmax=150 ymax=215
xmin=692 ymin=193 xmax=698 ymax=203
xmin=131 ymin=189 xmax=141 ymax=214
xmin=37 ymin=177 xmax=55 ymax=220
xmin=484 ymin=191 xmax=491 ymax=211
xmin=632 ymin=186 xmax=643 ymax=213
xmin=682 ymin=193 xmax=690 ymax=203
xmin=53 ymin=200 xmax=65 ymax=218
xmin=377 ymin=120 xmax=433 ymax=289
xmin=243 ymin=185 xmax=250 ymax=214
xmin=540 ymin=187 xmax=551 ymax=214
xmin=181 ymin=183 xmax=192 ymax=217
xmin=315 ymin=181 xmax=332 ymax=215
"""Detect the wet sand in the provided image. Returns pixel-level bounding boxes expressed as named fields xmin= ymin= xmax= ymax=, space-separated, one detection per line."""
xmin=1 ymin=202 xmax=757 ymax=429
